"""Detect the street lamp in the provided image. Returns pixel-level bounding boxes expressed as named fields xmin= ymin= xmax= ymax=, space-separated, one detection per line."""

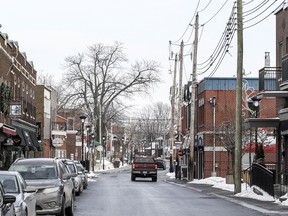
xmin=86 ymin=124 xmax=91 ymax=171
xmin=248 ymin=97 xmax=260 ymax=164
xmin=208 ymin=97 xmax=217 ymax=177
xmin=79 ymin=115 xmax=87 ymax=165
xmin=121 ymin=137 xmax=125 ymax=166
xmin=102 ymin=136 xmax=106 ymax=170
xmin=91 ymin=133 xmax=95 ymax=172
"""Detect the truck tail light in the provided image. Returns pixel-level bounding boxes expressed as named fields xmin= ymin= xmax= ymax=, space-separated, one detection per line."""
xmin=132 ymin=164 xmax=135 ymax=169
xmin=155 ymin=164 xmax=157 ymax=169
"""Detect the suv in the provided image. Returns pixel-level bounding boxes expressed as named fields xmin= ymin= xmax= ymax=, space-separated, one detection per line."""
xmin=62 ymin=160 xmax=83 ymax=196
xmin=9 ymin=158 xmax=74 ymax=216
xmin=73 ymin=161 xmax=88 ymax=189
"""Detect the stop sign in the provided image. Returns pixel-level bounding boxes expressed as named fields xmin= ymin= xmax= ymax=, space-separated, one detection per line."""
xmin=178 ymin=149 xmax=184 ymax=156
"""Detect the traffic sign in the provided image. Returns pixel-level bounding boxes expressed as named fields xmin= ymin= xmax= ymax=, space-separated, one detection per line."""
xmin=178 ymin=149 xmax=184 ymax=156
xmin=96 ymin=145 xmax=103 ymax=152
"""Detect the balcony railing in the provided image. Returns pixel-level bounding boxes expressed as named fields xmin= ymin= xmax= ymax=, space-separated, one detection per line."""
xmin=51 ymin=122 xmax=67 ymax=131
xmin=258 ymin=67 xmax=281 ymax=92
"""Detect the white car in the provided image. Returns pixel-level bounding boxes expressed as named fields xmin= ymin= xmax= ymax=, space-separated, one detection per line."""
xmin=62 ymin=160 xmax=83 ymax=196
xmin=0 ymin=171 xmax=37 ymax=216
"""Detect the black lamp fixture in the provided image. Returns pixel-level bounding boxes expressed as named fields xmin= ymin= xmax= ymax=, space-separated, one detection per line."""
xmin=79 ymin=115 xmax=87 ymax=162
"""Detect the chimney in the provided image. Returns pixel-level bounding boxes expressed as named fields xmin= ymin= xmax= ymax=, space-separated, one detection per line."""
xmin=265 ymin=52 xmax=270 ymax=67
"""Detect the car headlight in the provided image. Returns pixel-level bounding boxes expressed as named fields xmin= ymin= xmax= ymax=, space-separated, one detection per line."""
xmin=43 ymin=186 xmax=62 ymax=194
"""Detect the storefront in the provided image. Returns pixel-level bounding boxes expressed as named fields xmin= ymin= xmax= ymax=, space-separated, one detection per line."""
xmin=0 ymin=120 xmax=41 ymax=170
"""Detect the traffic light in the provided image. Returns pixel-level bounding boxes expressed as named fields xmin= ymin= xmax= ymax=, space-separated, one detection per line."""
xmin=186 ymin=148 xmax=190 ymax=154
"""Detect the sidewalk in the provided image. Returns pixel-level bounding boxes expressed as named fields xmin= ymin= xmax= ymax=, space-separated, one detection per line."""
xmin=165 ymin=178 xmax=288 ymax=215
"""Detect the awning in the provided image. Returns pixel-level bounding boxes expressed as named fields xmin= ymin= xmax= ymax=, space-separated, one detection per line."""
xmin=0 ymin=123 xmax=17 ymax=136
xmin=29 ymin=132 xmax=40 ymax=148
xmin=21 ymin=129 xmax=34 ymax=148
xmin=15 ymin=127 xmax=28 ymax=147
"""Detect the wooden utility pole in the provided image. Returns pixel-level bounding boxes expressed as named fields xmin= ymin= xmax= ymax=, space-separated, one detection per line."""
xmin=169 ymin=53 xmax=178 ymax=173
xmin=188 ymin=13 xmax=199 ymax=180
xmin=177 ymin=41 xmax=184 ymax=141
xmin=235 ymin=0 xmax=243 ymax=194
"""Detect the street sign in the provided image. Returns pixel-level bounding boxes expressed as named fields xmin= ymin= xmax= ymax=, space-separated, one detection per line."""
xmin=96 ymin=145 xmax=103 ymax=152
xmin=178 ymin=149 xmax=184 ymax=156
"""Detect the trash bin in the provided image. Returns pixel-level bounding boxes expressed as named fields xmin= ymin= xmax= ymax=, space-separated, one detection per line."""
xmin=113 ymin=161 xmax=120 ymax=168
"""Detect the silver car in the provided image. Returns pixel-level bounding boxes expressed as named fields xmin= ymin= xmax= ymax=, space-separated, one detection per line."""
xmin=62 ymin=160 xmax=83 ymax=196
xmin=0 ymin=171 xmax=37 ymax=216
xmin=74 ymin=161 xmax=88 ymax=189
xmin=9 ymin=158 xmax=74 ymax=216
xmin=0 ymin=181 xmax=16 ymax=216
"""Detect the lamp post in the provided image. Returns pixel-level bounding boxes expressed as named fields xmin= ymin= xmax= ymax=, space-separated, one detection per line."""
xmin=209 ymin=97 xmax=217 ymax=177
xmin=91 ymin=133 xmax=95 ymax=172
xmin=79 ymin=115 xmax=87 ymax=165
xmin=102 ymin=136 xmax=106 ymax=170
xmin=248 ymin=98 xmax=259 ymax=163
xmin=85 ymin=125 xmax=91 ymax=171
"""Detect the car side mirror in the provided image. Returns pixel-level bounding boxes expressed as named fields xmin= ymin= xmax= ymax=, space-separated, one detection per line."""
xmin=3 ymin=194 xmax=16 ymax=204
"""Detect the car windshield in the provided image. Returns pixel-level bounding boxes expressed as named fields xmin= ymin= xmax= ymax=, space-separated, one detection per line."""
xmin=0 ymin=175 xmax=19 ymax=194
xmin=10 ymin=164 xmax=57 ymax=180
xmin=66 ymin=164 xmax=76 ymax=174
xmin=76 ymin=164 xmax=84 ymax=172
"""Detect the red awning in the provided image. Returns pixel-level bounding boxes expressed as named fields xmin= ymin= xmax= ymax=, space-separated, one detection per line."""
xmin=0 ymin=124 xmax=17 ymax=136
xmin=242 ymin=143 xmax=276 ymax=153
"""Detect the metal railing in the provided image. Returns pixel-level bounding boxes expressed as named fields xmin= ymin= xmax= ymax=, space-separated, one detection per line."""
xmin=258 ymin=67 xmax=281 ymax=92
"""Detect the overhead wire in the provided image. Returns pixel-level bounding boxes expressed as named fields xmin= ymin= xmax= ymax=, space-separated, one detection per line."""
xmin=243 ymin=0 xmax=270 ymax=16
xmin=243 ymin=0 xmax=278 ymax=23
xmin=243 ymin=0 xmax=285 ymax=29
xmin=201 ymin=0 xmax=230 ymax=26
xmin=197 ymin=3 xmax=237 ymax=74
xmin=171 ymin=0 xmax=201 ymax=44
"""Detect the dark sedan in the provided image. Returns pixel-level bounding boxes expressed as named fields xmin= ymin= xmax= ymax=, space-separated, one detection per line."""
xmin=155 ymin=158 xmax=166 ymax=170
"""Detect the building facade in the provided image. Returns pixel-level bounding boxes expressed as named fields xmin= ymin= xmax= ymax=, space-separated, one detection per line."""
xmin=0 ymin=32 xmax=40 ymax=169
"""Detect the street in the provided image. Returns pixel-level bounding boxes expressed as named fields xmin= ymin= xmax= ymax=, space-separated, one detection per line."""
xmin=74 ymin=168 xmax=266 ymax=216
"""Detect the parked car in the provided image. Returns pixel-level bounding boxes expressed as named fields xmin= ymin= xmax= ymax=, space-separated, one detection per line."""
xmin=74 ymin=161 xmax=88 ymax=189
xmin=0 ymin=171 xmax=37 ymax=216
xmin=0 ymin=181 xmax=16 ymax=216
xmin=9 ymin=158 xmax=75 ymax=216
xmin=155 ymin=158 xmax=166 ymax=170
xmin=62 ymin=159 xmax=83 ymax=195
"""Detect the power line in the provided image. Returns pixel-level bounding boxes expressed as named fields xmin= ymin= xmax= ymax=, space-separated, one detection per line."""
xmin=171 ymin=0 xmax=201 ymax=44
xmin=201 ymin=0 xmax=230 ymax=26
xmin=243 ymin=0 xmax=285 ymax=29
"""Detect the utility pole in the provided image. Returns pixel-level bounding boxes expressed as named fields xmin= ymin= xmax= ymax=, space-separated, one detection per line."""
xmin=177 ymin=41 xmax=184 ymax=142
xmin=169 ymin=53 xmax=178 ymax=173
xmin=235 ymin=0 xmax=243 ymax=194
xmin=189 ymin=13 xmax=199 ymax=181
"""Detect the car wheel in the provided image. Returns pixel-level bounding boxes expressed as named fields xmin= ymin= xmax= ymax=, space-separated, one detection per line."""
xmin=65 ymin=195 xmax=74 ymax=216
xmin=131 ymin=175 xmax=135 ymax=181
xmin=83 ymin=182 xmax=87 ymax=189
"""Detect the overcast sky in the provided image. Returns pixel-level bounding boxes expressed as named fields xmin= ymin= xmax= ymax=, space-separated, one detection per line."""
xmin=0 ymin=0 xmax=282 ymax=108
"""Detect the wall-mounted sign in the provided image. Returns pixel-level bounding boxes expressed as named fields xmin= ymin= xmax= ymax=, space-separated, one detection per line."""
xmin=52 ymin=137 xmax=64 ymax=147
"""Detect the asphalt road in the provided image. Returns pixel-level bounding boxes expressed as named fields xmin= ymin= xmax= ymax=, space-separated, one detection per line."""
xmin=73 ymin=168 xmax=267 ymax=216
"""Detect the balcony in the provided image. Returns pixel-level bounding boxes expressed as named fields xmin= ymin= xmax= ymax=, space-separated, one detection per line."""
xmin=51 ymin=122 xmax=67 ymax=131
xmin=258 ymin=67 xmax=288 ymax=99
xmin=258 ymin=67 xmax=281 ymax=92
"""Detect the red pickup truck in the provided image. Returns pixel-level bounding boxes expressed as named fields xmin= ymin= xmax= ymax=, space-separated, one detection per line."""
xmin=131 ymin=156 xmax=158 ymax=182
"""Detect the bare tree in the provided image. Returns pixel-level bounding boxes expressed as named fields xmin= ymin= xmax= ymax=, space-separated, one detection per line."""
xmin=134 ymin=102 xmax=170 ymax=156
xmin=58 ymin=42 xmax=161 ymax=139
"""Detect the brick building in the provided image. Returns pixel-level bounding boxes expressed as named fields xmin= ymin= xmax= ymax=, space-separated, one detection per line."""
xmin=0 ymin=32 xmax=40 ymax=169
xmin=181 ymin=77 xmax=277 ymax=179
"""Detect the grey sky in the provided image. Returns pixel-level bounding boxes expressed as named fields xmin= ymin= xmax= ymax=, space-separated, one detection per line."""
xmin=0 ymin=0 xmax=279 ymax=107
